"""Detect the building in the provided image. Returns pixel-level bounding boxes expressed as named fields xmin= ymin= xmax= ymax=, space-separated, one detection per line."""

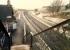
xmin=0 ymin=0 xmax=15 ymax=22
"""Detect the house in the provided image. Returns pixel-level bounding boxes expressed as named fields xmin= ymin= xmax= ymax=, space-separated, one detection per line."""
xmin=0 ymin=0 xmax=15 ymax=22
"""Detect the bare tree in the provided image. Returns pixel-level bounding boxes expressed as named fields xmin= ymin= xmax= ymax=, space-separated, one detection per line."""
xmin=48 ymin=0 xmax=62 ymax=14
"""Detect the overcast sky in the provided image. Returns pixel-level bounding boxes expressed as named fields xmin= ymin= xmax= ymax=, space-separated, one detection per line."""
xmin=0 ymin=0 xmax=69 ymax=10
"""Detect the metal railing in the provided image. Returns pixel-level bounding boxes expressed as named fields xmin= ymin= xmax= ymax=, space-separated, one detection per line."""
xmin=29 ymin=19 xmax=70 ymax=50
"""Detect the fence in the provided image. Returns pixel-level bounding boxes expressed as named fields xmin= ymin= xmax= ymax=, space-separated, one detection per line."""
xmin=28 ymin=19 xmax=70 ymax=50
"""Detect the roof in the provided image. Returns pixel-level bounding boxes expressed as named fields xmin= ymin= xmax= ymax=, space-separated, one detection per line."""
xmin=0 ymin=5 xmax=13 ymax=21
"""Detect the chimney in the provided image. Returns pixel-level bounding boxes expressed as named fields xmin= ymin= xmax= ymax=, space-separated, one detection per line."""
xmin=7 ymin=0 xmax=11 ymax=6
